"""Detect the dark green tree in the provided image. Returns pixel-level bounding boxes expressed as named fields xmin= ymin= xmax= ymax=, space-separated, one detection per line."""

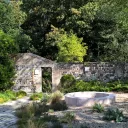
xmin=0 ymin=30 xmax=17 ymax=90
xmin=21 ymin=0 xmax=128 ymax=61
xmin=0 ymin=0 xmax=31 ymax=53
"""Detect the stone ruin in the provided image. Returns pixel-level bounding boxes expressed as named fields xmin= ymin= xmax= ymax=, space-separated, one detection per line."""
xmin=13 ymin=53 xmax=128 ymax=93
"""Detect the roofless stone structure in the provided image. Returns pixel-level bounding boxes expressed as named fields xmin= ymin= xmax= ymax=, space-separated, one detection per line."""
xmin=13 ymin=53 xmax=128 ymax=93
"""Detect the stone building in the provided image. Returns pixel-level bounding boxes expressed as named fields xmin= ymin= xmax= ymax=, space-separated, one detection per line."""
xmin=13 ymin=53 xmax=84 ymax=92
xmin=13 ymin=53 xmax=128 ymax=93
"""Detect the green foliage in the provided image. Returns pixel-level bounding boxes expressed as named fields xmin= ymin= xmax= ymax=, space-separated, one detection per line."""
xmin=48 ymin=91 xmax=68 ymax=111
xmin=0 ymin=90 xmax=27 ymax=104
xmin=5 ymin=90 xmax=16 ymax=100
xmin=0 ymin=93 xmax=10 ymax=103
xmin=30 ymin=92 xmax=43 ymax=101
xmin=59 ymin=74 xmax=128 ymax=93
xmin=60 ymin=112 xmax=75 ymax=124
xmin=0 ymin=30 xmax=17 ymax=90
xmin=103 ymin=108 xmax=125 ymax=122
xmin=50 ymin=100 xmax=68 ymax=111
xmin=19 ymin=0 xmax=128 ymax=61
xmin=42 ymin=68 xmax=52 ymax=93
xmin=16 ymin=90 xmax=27 ymax=98
xmin=16 ymin=103 xmax=49 ymax=128
xmin=42 ymin=93 xmax=51 ymax=103
xmin=60 ymin=74 xmax=76 ymax=93
xmin=51 ymin=122 xmax=63 ymax=128
xmin=50 ymin=91 xmax=63 ymax=104
xmin=45 ymin=26 xmax=87 ymax=62
xmin=57 ymin=32 xmax=87 ymax=62
xmin=0 ymin=0 xmax=31 ymax=53
xmin=92 ymin=103 xmax=104 ymax=113
xmin=21 ymin=0 xmax=89 ymax=60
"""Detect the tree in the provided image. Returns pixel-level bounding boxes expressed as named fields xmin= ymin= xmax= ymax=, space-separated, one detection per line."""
xmin=64 ymin=1 xmax=128 ymax=61
xmin=21 ymin=0 xmax=90 ymax=59
xmin=57 ymin=33 xmax=87 ymax=62
xmin=46 ymin=26 xmax=87 ymax=62
xmin=0 ymin=30 xmax=17 ymax=90
xmin=21 ymin=0 xmax=128 ymax=61
xmin=0 ymin=0 xmax=31 ymax=53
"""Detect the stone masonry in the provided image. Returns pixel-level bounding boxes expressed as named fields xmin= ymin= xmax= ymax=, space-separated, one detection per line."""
xmin=13 ymin=53 xmax=128 ymax=93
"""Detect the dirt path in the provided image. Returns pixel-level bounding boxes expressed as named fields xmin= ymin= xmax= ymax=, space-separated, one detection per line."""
xmin=0 ymin=97 xmax=30 ymax=128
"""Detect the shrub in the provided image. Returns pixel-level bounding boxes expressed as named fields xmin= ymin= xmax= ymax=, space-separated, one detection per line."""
xmin=60 ymin=112 xmax=75 ymax=124
xmin=25 ymin=119 xmax=48 ymax=128
xmin=60 ymin=74 xmax=76 ymax=93
xmin=42 ymin=93 xmax=51 ymax=103
xmin=52 ymin=122 xmax=63 ymax=128
xmin=0 ymin=92 xmax=11 ymax=103
xmin=30 ymin=93 xmax=43 ymax=101
xmin=16 ymin=103 xmax=36 ymax=119
xmin=16 ymin=90 xmax=27 ymax=98
xmin=41 ymin=113 xmax=58 ymax=122
xmin=59 ymin=74 xmax=128 ymax=93
xmin=92 ymin=103 xmax=104 ymax=113
xmin=50 ymin=100 xmax=68 ymax=111
xmin=5 ymin=90 xmax=16 ymax=100
xmin=103 ymin=108 xmax=124 ymax=122
xmin=51 ymin=91 xmax=63 ymax=104
xmin=17 ymin=118 xmax=48 ymax=128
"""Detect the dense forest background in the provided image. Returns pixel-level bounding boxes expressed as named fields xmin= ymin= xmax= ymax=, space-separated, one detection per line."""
xmin=1 ymin=0 xmax=128 ymax=62
xmin=0 ymin=0 xmax=128 ymax=89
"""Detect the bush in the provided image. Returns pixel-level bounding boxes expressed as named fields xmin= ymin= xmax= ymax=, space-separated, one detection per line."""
xmin=0 ymin=94 xmax=9 ymax=103
xmin=59 ymin=74 xmax=128 ymax=93
xmin=50 ymin=91 xmax=68 ymax=111
xmin=50 ymin=100 xmax=68 ymax=111
xmin=92 ymin=103 xmax=104 ymax=113
xmin=0 ymin=90 xmax=17 ymax=104
xmin=5 ymin=90 xmax=16 ymax=100
xmin=60 ymin=112 xmax=75 ymax=124
xmin=103 ymin=108 xmax=125 ymax=122
xmin=16 ymin=104 xmax=48 ymax=128
xmin=51 ymin=91 xmax=63 ymax=104
xmin=42 ymin=93 xmax=51 ymax=103
xmin=60 ymin=74 xmax=76 ymax=93
xmin=52 ymin=122 xmax=63 ymax=128
xmin=30 ymin=92 xmax=43 ymax=101
xmin=16 ymin=90 xmax=27 ymax=98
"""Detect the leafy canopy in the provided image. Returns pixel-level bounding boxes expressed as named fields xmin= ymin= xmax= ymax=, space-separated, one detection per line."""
xmin=0 ymin=30 xmax=17 ymax=90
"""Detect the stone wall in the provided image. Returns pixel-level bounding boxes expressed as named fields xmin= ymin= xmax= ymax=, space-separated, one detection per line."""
xmin=82 ymin=62 xmax=126 ymax=82
xmin=53 ymin=63 xmax=84 ymax=90
xmin=14 ymin=53 xmax=128 ymax=93
xmin=13 ymin=53 xmax=55 ymax=92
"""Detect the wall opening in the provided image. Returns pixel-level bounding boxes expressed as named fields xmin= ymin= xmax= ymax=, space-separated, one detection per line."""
xmin=41 ymin=67 xmax=52 ymax=92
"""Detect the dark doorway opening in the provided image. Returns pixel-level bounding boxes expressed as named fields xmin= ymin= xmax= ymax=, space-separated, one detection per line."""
xmin=41 ymin=67 xmax=52 ymax=92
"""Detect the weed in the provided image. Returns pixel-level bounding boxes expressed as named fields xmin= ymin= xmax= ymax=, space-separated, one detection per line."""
xmin=103 ymin=108 xmax=124 ymax=122
xmin=92 ymin=103 xmax=104 ymax=113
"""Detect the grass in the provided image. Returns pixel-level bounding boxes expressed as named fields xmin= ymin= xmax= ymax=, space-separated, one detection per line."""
xmin=50 ymin=91 xmax=63 ymax=104
xmin=0 ymin=90 xmax=27 ymax=104
xmin=30 ymin=92 xmax=43 ymax=101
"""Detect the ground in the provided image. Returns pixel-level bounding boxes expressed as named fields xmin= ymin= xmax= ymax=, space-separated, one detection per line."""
xmin=50 ymin=93 xmax=128 ymax=128
xmin=0 ymin=93 xmax=128 ymax=128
